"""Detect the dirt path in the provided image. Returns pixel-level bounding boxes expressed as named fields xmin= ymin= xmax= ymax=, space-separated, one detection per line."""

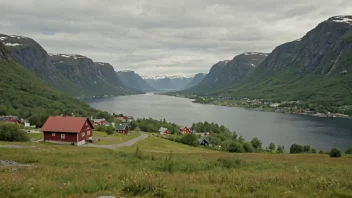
xmin=83 ymin=133 xmax=148 ymax=149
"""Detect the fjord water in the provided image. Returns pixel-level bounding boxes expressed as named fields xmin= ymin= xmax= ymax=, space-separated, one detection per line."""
xmin=86 ymin=93 xmax=352 ymax=151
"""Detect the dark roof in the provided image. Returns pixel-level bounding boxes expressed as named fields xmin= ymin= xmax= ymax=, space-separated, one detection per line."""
xmin=199 ymin=136 xmax=209 ymax=142
xmin=41 ymin=116 xmax=93 ymax=133
xmin=0 ymin=116 xmax=19 ymax=121
xmin=116 ymin=123 xmax=129 ymax=130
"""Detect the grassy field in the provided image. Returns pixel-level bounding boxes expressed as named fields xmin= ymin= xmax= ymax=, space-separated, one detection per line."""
xmin=94 ymin=131 xmax=140 ymax=145
xmin=0 ymin=135 xmax=352 ymax=198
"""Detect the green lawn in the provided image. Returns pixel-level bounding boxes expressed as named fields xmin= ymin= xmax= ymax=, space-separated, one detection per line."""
xmin=0 ymin=137 xmax=351 ymax=198
xmin=94 ymin=131 xmax=140 ymax=145
xmin=27 ymin=133 xmax=43 ymax=140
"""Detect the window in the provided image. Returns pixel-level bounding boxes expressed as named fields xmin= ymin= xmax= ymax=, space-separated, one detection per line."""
xmin=61 ymin=134 xmax=65 ymax=139
xmin=87 ymin=130 xmax=90 ymax=135
xmin=52 ymin=133 xmax=55 ymax=136
xmin=81 ymin=132 xmax=85 ymax=137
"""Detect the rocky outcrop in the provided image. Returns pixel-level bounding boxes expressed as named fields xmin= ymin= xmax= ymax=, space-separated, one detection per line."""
xmin=117 ymin=70 xmax=156 ymax=92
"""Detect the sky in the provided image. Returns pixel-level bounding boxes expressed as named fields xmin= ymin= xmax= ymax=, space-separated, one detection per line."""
xmin=1 ymin=0 xmax=352 ymax=76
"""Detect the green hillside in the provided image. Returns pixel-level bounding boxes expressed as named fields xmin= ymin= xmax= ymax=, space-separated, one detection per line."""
xmin=0 ymin=42 xmax=108 ymax=126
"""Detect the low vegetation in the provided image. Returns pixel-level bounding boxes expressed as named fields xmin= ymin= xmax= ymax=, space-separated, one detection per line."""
xmin=0 ymin=123 xmax=29 ymax=141
xmin=0 ymin=139 xmax=351 ymax=197
xmin=130 ymin=118 xmax=179 ymax=134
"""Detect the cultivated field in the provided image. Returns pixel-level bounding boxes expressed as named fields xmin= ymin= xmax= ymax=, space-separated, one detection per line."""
xmin=0 ymin=134 xmax=352 ymax=198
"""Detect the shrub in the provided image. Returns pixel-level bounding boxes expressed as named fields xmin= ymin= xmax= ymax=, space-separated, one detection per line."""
xmin=329 ymin=148 xmax=342 ymax=158
xmin=268 ymin=143 xmax=275 ymax=151
xmin=311 ymin=149 xmax=317 ymax=153
xmin=180 ymin=133 xmax=198 ymax=147
xmin=228 ymin=142 xmax=245 ymax=153
xmin=303 ymin=145 xmax=311 ymax=152
xmin=217 ymin=157 xmax=244 ymax=169
xmin=250 ymin=137 xmax=262 ymax=151
xmin=290 ymin=144 xmax=304 ymax=154
xmin=345 ymin=147 xmax=352 ymax=154
xmin=277 ymin=145 xmax=284 ymax=153
xmin=0 ymin=123 xmax=29 ymax=142
xmin=319 ymin=150 xmax=324 ymax=154
xmin=243 ymin=142 xmax=255 ymax=153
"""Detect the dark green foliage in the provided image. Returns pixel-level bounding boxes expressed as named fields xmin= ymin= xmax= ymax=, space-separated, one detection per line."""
xmin=250 ymin=137 xmax=262 ymax=151
xmin=329 ymin=148 xmax=342 ymax=158
xmin=95 ymin=125 xmax=115 ymax=135
xmin=232 ymin=131 xmax=237 ymax=140
xmin=180 ymin=133 xmax=198 ymax=147
xmin=290 ymin=144 xmax=304 ymax=154
xmin=131 ymin=118 xmax=179 ymax=133
xmin=311 ymin=149 xmax=317 ymax=154
xmin=303 ymin=145 xmax=311 ymax=152
xmin=228 ymin=142 xmax=245 ymax=153
xmin=319 ymin=150 xmax=324 ymax=154
xmin=277 ymin=145 xmax=284 ymax=153
xmin=0 ymin=57 xmax=112 ymax=126
xmin=345 ymin=147 xmax=352 ymax=154
xmin=268 ymin=143 xmax=275 ymax=151
xmin=0 ymin=123 xmax=29 ymax=141
xmin=243 ymin=142 xmax=255 ymax=153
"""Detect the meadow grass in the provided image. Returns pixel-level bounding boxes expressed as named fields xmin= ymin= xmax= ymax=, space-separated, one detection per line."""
xmin=94 ymin=131 xmax=140 ymax=145
xmin=27 ymin=133 xmax=43 ymax=140
xmin=0 ymin=138 xmax=351 ymax=198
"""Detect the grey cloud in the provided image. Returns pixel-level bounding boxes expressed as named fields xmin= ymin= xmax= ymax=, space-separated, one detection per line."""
xmin=0 ymin=0 xmax=352 ymax=76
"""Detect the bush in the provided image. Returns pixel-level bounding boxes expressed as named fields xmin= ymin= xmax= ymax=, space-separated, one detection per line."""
xmin=228 ymin=142 xmax=245 ymax=153
xmin=345 ymin=147 xmax=352 ymax=154
xmin=303 ymin=145 xmax=311 ymax=152
xmin=268 ymin=143 xmax=275 ymax=151
xmin=319 ymin=150 xmax=324 ymax=154
xmin=243 ymin=142 xmax=255 ymax=153
xmin=0 ymin=123 xmax=29 ymax=142
xmin=311 ymin=149 xmax=317 ymax=153
xmin=329 ymin=148 xmax=342 ymax=158
xmin=277 ymin=145 xmax=284 ymax=153
xmin=290 ymin=144 xmax=304 ymax=154
xmin=250 ymin=137 xmax=262 ymax=151
xmin=180 ymin=133 xmax=198 ymax=147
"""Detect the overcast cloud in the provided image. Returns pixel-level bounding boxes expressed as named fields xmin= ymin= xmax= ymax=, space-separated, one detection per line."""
xmin=0 ymin=0 xmax=351 ymax=76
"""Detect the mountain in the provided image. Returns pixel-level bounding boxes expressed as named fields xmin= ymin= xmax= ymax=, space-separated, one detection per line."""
xmin=217 ymin=16 xmax=352 ymax=104
xmin=0 ymin=33 xmax=141 ymax=97
xmin=186 ymin=52 xmax=267 ymax=92
xmin=143 ymin=76 xmax=193 ymax=90
xmin=0 ymin=40 xmax=104 ymax=126
xmin=117 ymin=70 xmax=156 ymax=92
xmin=184 ymin=73 xmax=207 ymax=89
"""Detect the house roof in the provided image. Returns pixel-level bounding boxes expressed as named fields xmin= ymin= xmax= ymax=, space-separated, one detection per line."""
xmin=158 ymin=127 xmax=168 ymax=133
xmin=41 ymin=116 xmax=93 ymax=133
xmin=0 ymin=116 xmax=19 ymax=121
xmin=180 ymin=126 xmax=189 ymax=130
xmin=116 ymin=123 xmax=129 ymax=130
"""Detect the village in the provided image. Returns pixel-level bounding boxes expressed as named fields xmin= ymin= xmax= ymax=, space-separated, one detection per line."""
xmin=0 ymin=114 xmax=210 ymax=147
xmin=171 ymin=94 xmax=351 ymax=118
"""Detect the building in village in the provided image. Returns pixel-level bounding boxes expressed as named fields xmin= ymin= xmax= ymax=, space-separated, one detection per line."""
xmin=41 ymin=116 xmax=94 ymax=146
xmin=92 ymin=118 xmax=108 ymax=126
xmin=159 ymin=127 xmax=170 ymax=136
xmin=0 ymin=116 xmax=23 ymax=125
xmin=199 ymin=136 xmax=211 ymax=146
xmin=116 ymin=123 xmax=129 ymax=134
xmin=180 ymin=126 xmax=192 ymax=134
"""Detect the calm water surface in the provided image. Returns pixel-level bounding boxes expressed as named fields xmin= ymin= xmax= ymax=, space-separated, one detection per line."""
xmin=86 ymin=93 xmax=352 ymax=150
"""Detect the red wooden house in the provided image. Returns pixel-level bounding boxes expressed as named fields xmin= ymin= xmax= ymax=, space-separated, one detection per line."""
xmin=116 ymin=123 xmax=129 ymax=134
xmin=92 ymin=118 xmax=108 ymax=125
xmin=159 ymin=127 xmax=170 ymax=136
xmin=0 ymin=116 xmax=23 ymax=125
xmin=180 ymin=126 xmax=191 ymax=134
xmin=41 ymin=116 xmax=94 ymax=146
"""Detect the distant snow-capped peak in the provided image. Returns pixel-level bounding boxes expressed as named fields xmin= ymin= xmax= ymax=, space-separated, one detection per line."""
xmin=49 ymin=53 xmax=86 ymax=59
xmin=243 ymin=52 xmax=269 ymax=56
xmin=142 ymin=75 xmax=192 ymax=80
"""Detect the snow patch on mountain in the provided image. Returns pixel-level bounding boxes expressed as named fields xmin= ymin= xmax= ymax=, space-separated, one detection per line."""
xmin=243 ymin=52 xmax=269 ymax=56
xmin=4 ymin=43 xmax=22 ymax=47
xmin=49 ymin=53 xmax=86 ymax=59
xmin=142 ymin=75 xmax=192 ymax=80
xmin=330 ymin=16 xmax=352 ymax=24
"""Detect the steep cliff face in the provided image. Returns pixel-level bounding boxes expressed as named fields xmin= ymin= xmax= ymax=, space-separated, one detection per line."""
xmin=50 ymin=54 xmax=141 ymax=96
xmin=0 ymin=34 xmax=79 ymax=95
xmin=117 ymin=70 xmax=156 ymax=92
xmin=218 ymin=52 xmax=268 ymax=83
xmin=222 ymin=16 xmax=352 ymax=103
xmin=184 ymin=73 xmax=207 ymax=89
